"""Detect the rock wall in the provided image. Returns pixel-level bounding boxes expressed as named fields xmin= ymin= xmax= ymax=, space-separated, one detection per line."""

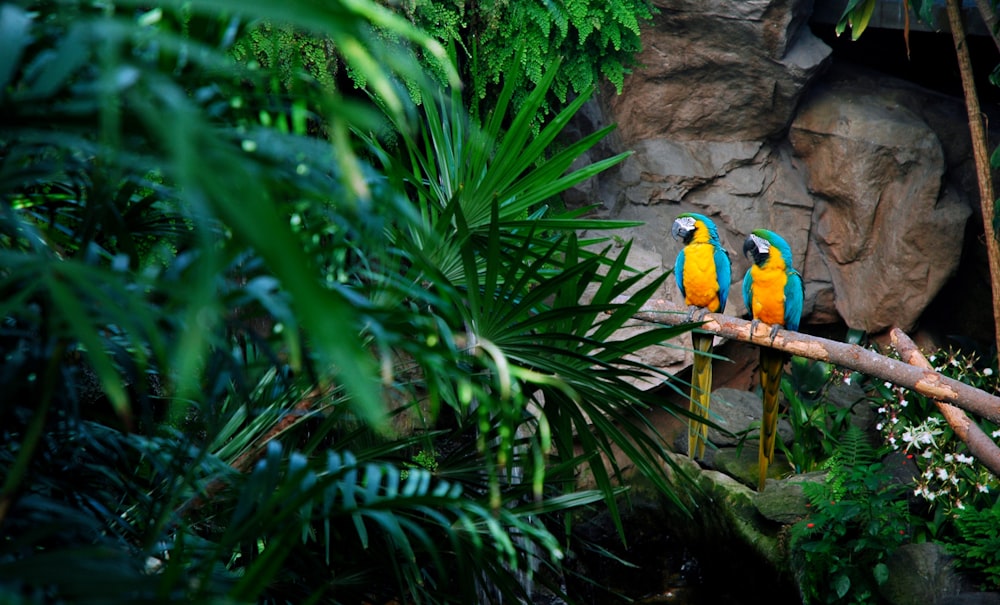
xmin=577 ymin=0 xmax=981 ymax=372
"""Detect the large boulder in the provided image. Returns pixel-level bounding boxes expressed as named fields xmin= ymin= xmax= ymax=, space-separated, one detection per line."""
xmin=607 ymin=0 xmax=831 ymax=143
xmin=789 ymin=75 xmax=973 ymax=332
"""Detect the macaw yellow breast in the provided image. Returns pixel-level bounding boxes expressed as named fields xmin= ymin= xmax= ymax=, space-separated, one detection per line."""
xmin=749 ymin=262 xmax=788 ymax=326
xmin=682 ymin=242 xmax=722 ymax=312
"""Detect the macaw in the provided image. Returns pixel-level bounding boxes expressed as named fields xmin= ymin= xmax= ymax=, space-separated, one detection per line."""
xmin=741 ymin=229 xmax=803 ymax=491
xmin=671 ymin=213 xmax=731 ymax=460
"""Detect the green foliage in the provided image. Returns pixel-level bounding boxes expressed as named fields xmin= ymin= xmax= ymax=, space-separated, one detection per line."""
xmin=945 ymin=499 xmax=1000 ymax=589
xmin=836 ymin=0 xmax=936 ymax=40
xmin=780 ymin=357 xmax=860 ymax=474
xmin=0 ymin=1 xmax=692 ymax=603
xmin=790 ymin=426 xmax=911 ymax=605
xmin=361 ymin=60 xmax=698 ymax=530
xmin=835 ymin=0 xmax=877 ymax=40
xmin=230 ymin=0 xmax=655 ymax=123
xmin=231 ymin=22 xmax=339 ymax=93
xmin=465 ymin=0 xmax=650 ymax=99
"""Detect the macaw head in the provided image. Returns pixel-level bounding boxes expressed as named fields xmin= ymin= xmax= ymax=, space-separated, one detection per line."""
xmin=671 ymin=213 xmax=720 ymax=245
xmin=743 ymin=229 xmax=794 ymax=268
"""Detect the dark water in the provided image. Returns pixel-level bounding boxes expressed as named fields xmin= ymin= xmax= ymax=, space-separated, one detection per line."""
xmin=561 ymin=500 xmax=802 ymax=605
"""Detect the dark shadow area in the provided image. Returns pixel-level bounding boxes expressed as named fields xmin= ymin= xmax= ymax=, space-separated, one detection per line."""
xmin=809 ymin=22 xmax=1000 ymax=109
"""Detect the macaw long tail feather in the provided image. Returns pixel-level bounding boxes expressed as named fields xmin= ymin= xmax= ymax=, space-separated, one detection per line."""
xmin=758 ymin=348 xmax=786 ymax=490
xmin=689 ymin=332 xmax=713 ymax=460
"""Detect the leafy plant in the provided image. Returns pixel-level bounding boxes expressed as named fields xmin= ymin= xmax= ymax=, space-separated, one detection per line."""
xmin=779 ymin=357 xmax=860 ymax=474
xmin=790 ymin=426 xmax=911 ymax=605
xmin=945 ymin=498 xmax=1000 ymax=590
xmin=361 ymin=57 xmax=699 ymax=532
xmin=238 ymin=0 xmax=657 ymax=123
xmin=0 ymin=1 xmax=695 ymax=604
xmin=401 ymin=0 xmax=656 ymax=116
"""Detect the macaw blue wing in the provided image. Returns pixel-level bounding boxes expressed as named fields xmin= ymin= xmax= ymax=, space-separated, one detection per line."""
xmin=741 ymin=269 xmax=753 ymax=319
xmin=784 ymin=270 xmax=804 ymax=331
xmin=714 ymin=245 xmax=731 ymax=312
xmin=674 ymin=248 xmax=687 ymax=298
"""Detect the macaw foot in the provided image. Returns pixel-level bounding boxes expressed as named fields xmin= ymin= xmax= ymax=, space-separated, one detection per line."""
xmin=684 ymin=305 xmax=698 ymax=324
xmin=748 ymin=319 xmax=781 ymax=344
xmin=684 ymin=306 xmax=710 ymax=323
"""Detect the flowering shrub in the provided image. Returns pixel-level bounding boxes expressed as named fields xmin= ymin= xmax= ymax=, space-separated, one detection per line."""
xmin=871 ymin=348 xmax=999 ymax=516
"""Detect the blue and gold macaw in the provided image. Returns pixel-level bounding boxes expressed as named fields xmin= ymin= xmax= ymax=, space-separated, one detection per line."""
xmin=742 ymin=229 xmax=803 ymax=491
xmin=672 ymin=213 xmax=731 ymax=460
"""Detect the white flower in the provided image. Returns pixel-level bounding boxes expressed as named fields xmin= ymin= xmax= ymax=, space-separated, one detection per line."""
xmin=992 ymin=429 xmax=1000 ymax=439
xmin=929 ymin=354 xmax=937 ymax=363
xmin=984 ymin=368 xmax=994 ymax=376
xmin=878 ymin=407 xmax=887 ymax=414
xmin=876 ymin=422 xmax=884 ymax=431
xmin=884 ymin=381 xmax=893 ymax=389
xmin=900 ymin=399 xmax=908 ymax=407
xmin=944 ymin=453 xmax=954 ymax=463
xmin=937 ymin=468 xmax=950 ymax=481
xmin=956 ymin=453 xmax=974 ymax=464
xmin=922 ymin=450 xmax=934 ymax=459
xmin=956 ymin=500 xmax=965 ymax=510
xmin=977 ymin=483 xmax=990 ymax=493
xmin=843 ymin=375 xmax=853 ymax=385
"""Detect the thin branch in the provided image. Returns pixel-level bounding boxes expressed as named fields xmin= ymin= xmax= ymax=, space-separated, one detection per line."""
xmin=946 ymin=0 xmax=1000 ymax=349
xmin=621 ymin=297 xmax=1000 ymax=424
xmin=174 ymin=384 xmax=331 ymax=520
xmin=891 ymin=328 xmax=1000 ymax=476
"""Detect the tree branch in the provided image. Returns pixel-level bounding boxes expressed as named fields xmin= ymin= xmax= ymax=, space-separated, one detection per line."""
xmin=173 ymin=384 xmax=331 ymax=520
xmin=622 ymin=297 xmax=1000 ymax=424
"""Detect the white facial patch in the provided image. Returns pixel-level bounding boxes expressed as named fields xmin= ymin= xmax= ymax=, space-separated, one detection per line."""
xmin=749 ymin=233 xmax=770 ymax=256
xmin=676 ymin=216 xmax=696 ymax=232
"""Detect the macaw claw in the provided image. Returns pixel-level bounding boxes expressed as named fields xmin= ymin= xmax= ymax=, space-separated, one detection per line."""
xmin=686 ymin=305 xmax=711 ymax=323
xmin=748 ymin=319 xmax=780 ymax=345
